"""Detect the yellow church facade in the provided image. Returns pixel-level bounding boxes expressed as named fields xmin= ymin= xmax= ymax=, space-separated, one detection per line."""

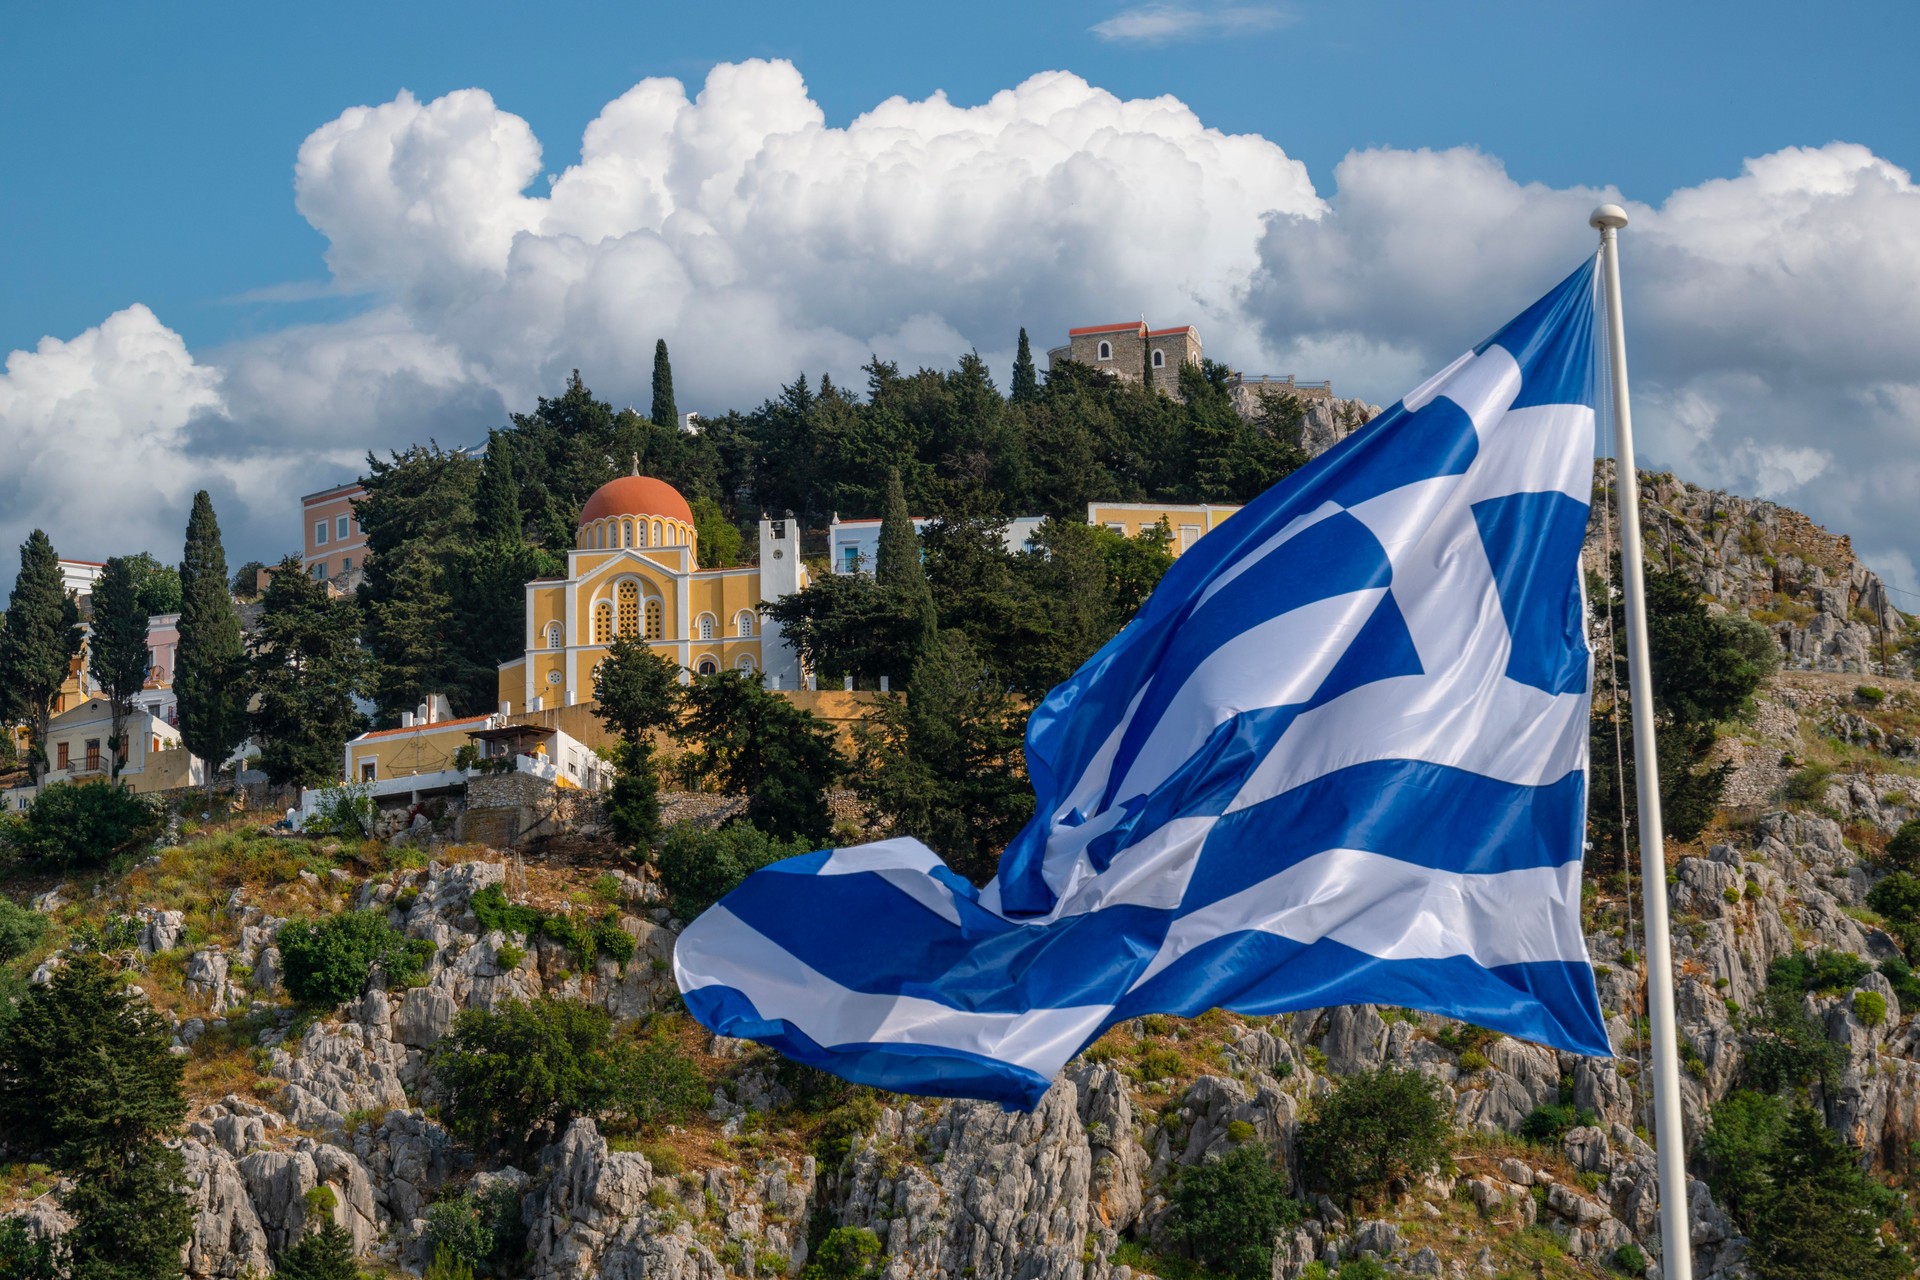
xmin=497 ymin=475 xmax=809 ymax=713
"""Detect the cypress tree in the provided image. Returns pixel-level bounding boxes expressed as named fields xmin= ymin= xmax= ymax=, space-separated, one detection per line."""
xmin=250 ymin=554 xmax=369 ymax=787
xmin=0 ymin=530 xmax=82 ymax=783
xmin=651 ymin=338 xmax=678 ymax=430
xmin=474 ymin=440 xmax=523 ymax=543
xmin=1010 ymin=328 xmax=1039 ymax=404
xmin=875 ymin=469 xmax=935 ymax=656
xmin=176 ymin=491 xmax=249 ymax=788
xmin=86 ymin=556 xmax=153 ymax=781
xmin=274 ymin=1218 xmax=361 ymax=1280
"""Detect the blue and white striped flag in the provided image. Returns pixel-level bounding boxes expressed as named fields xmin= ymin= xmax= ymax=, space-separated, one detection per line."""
xmin=675 ymin=258 xmax=1611 ymax=1108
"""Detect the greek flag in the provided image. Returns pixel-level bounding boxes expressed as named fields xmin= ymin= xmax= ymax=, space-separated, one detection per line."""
xmin=675 ymin=259 xmax=1611 ymax=1109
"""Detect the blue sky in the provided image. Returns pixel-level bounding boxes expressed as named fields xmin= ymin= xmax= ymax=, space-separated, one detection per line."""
xmin=5 ymin=1 xmax=1913 ymax=358
xmin=2 ymin=0 xmax=1918 ymax=592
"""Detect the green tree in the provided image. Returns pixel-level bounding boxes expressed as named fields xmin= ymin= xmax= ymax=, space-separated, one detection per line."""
xmin=230 ymin=560 xmax=269 ymax=600
xmin=761 ymin=573 xmax=918 ymax=687
xmin=1745 ymin=1106 xmax=1907 ymax=1280
xmin=59 ymin=1142 xmax=194 ymax=1280
xmin=800 ymin=1227 xmax=883 ymax=1280
xmin=875 ymin=468 xmax=935 ymax=657
xmin=1700 ymin=1090 xmax=1791 ymax=1223
xmin=0 ymin=530 xmax=82 ymax=782
xmin=119 ymin=551 xmax=183 ymax=616
xmin=274 ymin=1218 xmax=362 ymax=1280
xmin=85 ymin=556 xmax=152 ymax=781
xmin=678 ymin=672 xmax=841 ymax=843
xmin=10 ymin=782 xmax=161 ymax=871
xmin=852 ymin=631 xmax=1032 ymax=885
xmin=690 ymin=496 xmax=743 ymax=568
xmin=0 ymin=1218 xmax=59 ymax=1279
xmin=474 ymin=443 xmax=524 ymax=543
xmin=1010 ymin=328 xmax=1039 ymax=404
xmin=651 ymin=338 xmax=678 ymax=430
xmin=0 ymin=952 xmax=185 ymax=1161
xmin=277 ymin=911 xmax=434 ymax=1008
xmin=655 ymin=821 xmax=815 ymax=919
xmin=0 ymin=895 xmax=47 ymax=964
xmin=176 ymin=492 xmax=249 ymax=788
xmin=593 ymin=637 xmax=684 ymax=848
xmin=1166 ymin=1143 xmax=1302 ymax=1280
xmin=1295 ymin=1066 xmax=1450 ymax=1208
xmin=429 ymin=998 xmax=619 ymax=1159
xmin=250 ymin=554 xmax=369 ymax=787
xmin=1868 ymin=872 xmax=1920 ymax=951
xmin=1884 ymin=819 xmax=1920 ymax=874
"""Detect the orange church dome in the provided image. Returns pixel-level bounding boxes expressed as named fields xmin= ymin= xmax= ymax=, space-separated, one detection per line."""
xmin=578 ymin=475 xmax=694 ymax=527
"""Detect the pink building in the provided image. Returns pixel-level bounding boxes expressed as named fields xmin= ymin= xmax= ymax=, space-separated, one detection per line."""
xmin=134 ymin=613 xmax=180 ymax=726
xmin=302 ymin=482 xmax=367 ymax=584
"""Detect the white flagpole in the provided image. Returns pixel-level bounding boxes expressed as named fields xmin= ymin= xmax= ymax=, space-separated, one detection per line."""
xmin=1591 ymin=203 xmax=1693 ymax=1280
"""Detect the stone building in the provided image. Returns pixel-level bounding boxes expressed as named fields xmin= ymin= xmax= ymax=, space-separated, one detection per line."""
xmin=1046 ymin=321 xmax=1202 ymax=395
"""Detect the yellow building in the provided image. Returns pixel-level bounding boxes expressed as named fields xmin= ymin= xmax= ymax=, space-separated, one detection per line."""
xmin=1085 ymin=501 xmax=1241 ymax=556
xmin=497 ymin=474 xmax=809 ymax=712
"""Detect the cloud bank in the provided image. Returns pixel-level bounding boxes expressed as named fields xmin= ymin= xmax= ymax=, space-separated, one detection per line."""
xmin=3 ymin=61 xmax=1918 ymax=597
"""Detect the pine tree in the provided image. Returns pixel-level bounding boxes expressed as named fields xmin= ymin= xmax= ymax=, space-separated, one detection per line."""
xmin=678 ymin=672 xmax=841 ymax=843
xmin=176 ymin=492 xmax=249 ymax=788
xmin=875 ymin=468 xmax=935 ymax=659
xmin=593 ymin=638 xmax=683 ymax=848
xmin=87 ymin=556 xmax=152 ymax=781
xmin=250 ymin=555 xmax=369 ymax=787
xmin=274 ymin=1218 xmax=362 ymax=1280
xmin=1010 ymin=328 xmax=1039 ymax=404
xmin=59 ymin=1142 xmax=194 ymax=1280
xmin=1746 ymin=1105 xmax=1908 ymax=1279
xmin=0 ymin=530 xmax=82 ymax=783
xmin=651 ymin=339 xmax=678 ymax=430
xmin=474 ymin=439 xmax=523 ymax=543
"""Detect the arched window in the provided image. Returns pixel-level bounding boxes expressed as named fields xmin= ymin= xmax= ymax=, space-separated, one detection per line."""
xmin=697 ymin=614 xmax=715 ymax=640
xmin=735 ymin=610 xmax=755 ymax=638
xmin=696 ymin=657 xmax=718 ymax=676
xmin=643 ymin=598 xmax=663 ymax=641
xmin=636 ymin=520 xmax=648 ymax=547
xmin=616 ymin=581 xmax=639 ymax=637
xmin=1097 ymin=340 xmax=1112 ymax=360
xmin=593 ymin=601 xmax=612 ymax=644
xmin=545 ymin=622 xmax=563 ymax=649
xmin=651 ymin=519 xmax=663 ymax=546
xmin=622 ymin=520 xmax=633 ymax=548
xmin=736 ymin=654 xmax=756 ymax=673
xmin=1152 ymin=350 xmax=1166 ymax=368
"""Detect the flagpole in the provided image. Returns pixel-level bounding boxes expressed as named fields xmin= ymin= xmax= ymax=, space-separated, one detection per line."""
xmin=1592 ymin=203 xmax=1693 ymax=1280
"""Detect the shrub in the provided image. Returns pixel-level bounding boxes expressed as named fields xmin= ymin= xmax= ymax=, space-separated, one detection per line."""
xmin=7 ymin=782 xmax=161 ymax=869
xmin=278 ymin=910 xmax=435 ymax=1007
xmin=1885 ymin=820 xmax=1920 ymax=874
xmin=1611 ymin=1242 xmax=1648 ymax=1274
xmin=1519 ymin=1103 xmax=1579 ymax=1145
xmin=424 ymin=1181 xmax=524 ymax=1275
xmin=815 ymin=1093 xmax=882 ymax=1164
xmin=1783 ymin=764 xmax=1834 ymax=806
xmin=1165 ymin=1142 xmax=1301 ymax=1280
xmin=426 ymin=1244 xmax=476 ymax=1280
xmin=1336 ymin=1262 xmax=1388 ymax=1280
xmin=1768 ymin=949 xmax=1871 ymax=994
xmin=0 ymin=895 xmax=46 ymax=964
xmin=1457 ymin=1049 xmax=1491 ymax=1073
xmin=800 ymin=1226 xmax=883 ymax=1280
xmin=1853 ymin=989 xmax=1888 ymax=1028
xmin=1296 ymin=1066 xmax=1450 ymax=1207
xmin=431 ymin=998 xmax=618 ymax=1158
xmin=1745 ymin=973 xmax=1848 ymax=1092
xmin=470 ymin=884 xmax=635 ymax=970
xmin=655 ymin=822 xmax=813 ymax=920
xmin=303 ymin=784 xmax=375 ymax=838
xmin=1867 ymin=873 xmax=1920 ymax=949
xmin=608 ymin=1032 xmax=710 ymax=1130
xmin=1855 ymin=685 xmax=1887 ymax=705
xmin=1879 ymin=956 xmax=1920 ymax=1009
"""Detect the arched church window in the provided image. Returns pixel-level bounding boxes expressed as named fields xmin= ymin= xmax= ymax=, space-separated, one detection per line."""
xmin=651 ymin=519 xmax=663 ymax=546
xmin=696 ymin=657 xmax=718 ymax=676
xmin=545 ymin=622 xmax=563 ymax=649
xmin=617 ymin=581 xmax=639 ymax=637
xmin=594 ymin=602 xmax=612 ymax=644
xmin=1097 ymin=341 xmax=1112 ymax=360
xmin=643 ymin=598 xmax=663 ymax=641
xmin=623 ymin=520 xmax=633 ymax=548
xmin=736 ymin=654 xmax=756 ymax=673
xmin=735 ymin=610 xmax=755 ymax=638
xmin=697 ymin=614 xmax=715 ymax=640
xmin=1152 ymin=350 xmax=1166 ymax=368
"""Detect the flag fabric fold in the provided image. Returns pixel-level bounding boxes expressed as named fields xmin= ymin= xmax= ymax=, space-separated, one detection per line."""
xmin=675 ymin=257 xmax=1611 ymax=1109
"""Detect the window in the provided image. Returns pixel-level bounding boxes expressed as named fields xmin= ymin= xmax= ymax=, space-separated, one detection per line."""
xmin=311 ymin=562 xmax=327 ymax=581
xmin=360 ymin=759 xmax=376 ymax=782
xmin=697 ymin=657 xmax=718 ymax=675
xmin=545 ymin=622 xmax=563 ymax=649
xmin=1152 ymin=350 xmax=1165 ymax=368
xmin=643 ymin=598 xmax=663 ymax=641
xmin=651 ymin=520 xmax=663 ymax=546
xmin=736 ymin=654 xmax=756 ymax=673
xmin=314 ymin=520 xmax=328 ymax=545
xmin=623 ymin=520 xmax=633 ymax=548
xmin=594 ymin=601 xmax=613 ymax=644
xmin=85 ymin=739 xmax=101 ymax=772
xmin=698 ymin=614 xmax=715 ymax=640
xmin=736 ymin=610 xmax=755 ymax=638
xmin=1105 ymin=522 xmax=1126 ymax=535
xmin=843 ymin=546 xmax=860 ymax=573
xmin=336 ymin=515 xmax=350 ymax=540
xmin=56 ymin=742 xmax=68 ymax=770
xmin=636 ymin=521 xmax=648 ymax=547
xmin=340 ymin=556 xmax=353 ymax=575
xmin=1097 ymin=340 xmax=1112 ymax=360
xmin=616 ymin=581 xmax=639 ymax=637
xmin=1180 ymin=524 xmax=1201 ymax=551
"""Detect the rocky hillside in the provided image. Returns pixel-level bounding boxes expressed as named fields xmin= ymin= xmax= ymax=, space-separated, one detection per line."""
xmin=6 ymin=470 xmax=1920 ymax=1280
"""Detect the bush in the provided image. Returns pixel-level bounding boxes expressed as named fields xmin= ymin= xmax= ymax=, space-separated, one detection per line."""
xmin=1519 ymin=1103 xmax=1580 ymax=1145
xmin=1855 ymin=685 xmax=1887 ymax=705
xmin=815 ymin=1093 xmax=882 ymax=1164
xmin=1165 ymin=1142 xmax=1301 ymax=1280
xmin=1867 ymin=873 xmax=1920 ymax=949
xmin=1296 ymin=1066 xmax=1450 ymax=1207
xmin=470 ymin=884 xmax=636 ymax=970
xmin=1335 ymin=1262 xmax=1388 ymax=1280
xmin=1879 ymin=956 xmax=1920 ymax=1009
xmin=278 ymin=910 xmax=435 ymax=1007
xmin=1611 ymin=1242 xmax=1648 ymax=1274
xmin=303 ymin=784 xmax=376 ymax=837
xmin=608 ymin=1033 xmax=710 ymax=1130
xmin=655 ymin=822 xmax=814 ymax=920
xmin=431 ymin=998 xmax=617 ymax=1157
xmin=424 ymin=1181 xmax=524 ymax=1275
xmin=1853 ymin=989 xmax=1888 ymax=1028
xmin=800 ymin=1226 xmax=883 ymax=1280
xmin=6 ymin=782 xmax=161 ymax=869
xmin=1783 ymin=764 xmax=1835 ymax=806
xmin=425 ymin=1244 xmax=476 ymax=1280
xmin=1768 ymin=949 xmax=1871 ymax=994
xmin=1745 ymin=973 xmax=1848 ymax=1092
xmin=0 ymin=895 xmax=46 ymax=964
xmin=1884 ymin=820 xmax=1920 ymax=874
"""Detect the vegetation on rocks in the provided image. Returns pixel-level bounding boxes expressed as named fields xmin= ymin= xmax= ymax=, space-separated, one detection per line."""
xmin=1296 ymin=1065 xmax=1450 ymax=1208
xmin=277 ymin=909 xmax=434 ymax=1006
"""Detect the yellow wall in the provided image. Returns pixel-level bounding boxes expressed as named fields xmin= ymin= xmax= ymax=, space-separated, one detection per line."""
xmin=344 ymin=716 xmax=494 ymax=783
xmin=1086 ymin=502 xmax=1240 ymax=555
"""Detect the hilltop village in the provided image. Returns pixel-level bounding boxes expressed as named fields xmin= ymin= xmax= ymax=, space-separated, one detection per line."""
xmin=4 ymin=331 xmax=1920 ymax=1280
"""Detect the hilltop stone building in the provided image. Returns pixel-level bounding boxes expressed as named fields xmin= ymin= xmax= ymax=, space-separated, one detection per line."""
xmin=496 ymin=474 xmax=807 ymax=713
xmin=1047 ymin=321 xmax=1203 ymax=395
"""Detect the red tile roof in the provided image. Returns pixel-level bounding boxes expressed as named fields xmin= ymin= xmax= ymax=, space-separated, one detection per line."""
xmin=1067 ymin=322 xmax=1146 ymax=337
xmin=1146 ymin=326 xmax=1197 ymax=338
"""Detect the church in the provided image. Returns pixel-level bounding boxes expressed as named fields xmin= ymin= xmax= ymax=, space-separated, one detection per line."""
xmin=496 ymin=474 xmax=807 ymax=713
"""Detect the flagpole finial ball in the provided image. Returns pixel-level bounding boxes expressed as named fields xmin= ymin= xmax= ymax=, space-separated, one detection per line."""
xmin=1589 ymin=204 xmax=1629 ymax=230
